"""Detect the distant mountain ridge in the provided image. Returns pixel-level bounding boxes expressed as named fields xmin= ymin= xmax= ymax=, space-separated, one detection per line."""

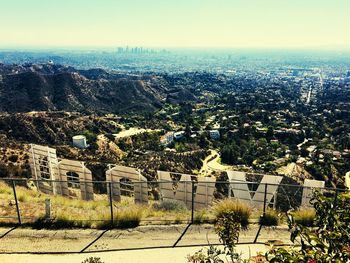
xmin=0 ymin=63 xmax=196 ymax=113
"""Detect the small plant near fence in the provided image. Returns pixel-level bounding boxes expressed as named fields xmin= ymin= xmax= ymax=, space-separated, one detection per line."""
xmin=193 ymin=209 xmax=210 ymax=224
xmin=93 ymin=207 xmax=144 ymax=229
xmin=187 ymin=212 xmax=245 ymax=263
xmin=213 ymin=199 xmax=251 ymax=228
xmin=32 ymin=205 xmax=143 ymax=229
xmin=292 ymin=208 xmax=315 ymax=227
xmin=266 ymin=191 xmax=350 ymax=262
xmin=82 ymin=257 xmax=104 ymax=263
xmin=152 ymin=199 xmax=188 ymax=212
xmin=259 ymin=209 xmax=280 ymax=226
xmin=111 ymin=207 xmax=143 ymax=229
xmin=188 ymin=199 xmax=252 ymax=262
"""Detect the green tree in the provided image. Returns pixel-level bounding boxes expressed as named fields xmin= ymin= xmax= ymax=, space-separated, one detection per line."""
xmin=199 ymin=133 xmax=209 ymax=149
xmin=221 ymin=143 xmax=239 ymax=165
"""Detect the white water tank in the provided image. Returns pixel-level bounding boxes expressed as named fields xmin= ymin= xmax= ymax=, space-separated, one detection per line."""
xmin=72 ymin=135 xmax=88 ymax=149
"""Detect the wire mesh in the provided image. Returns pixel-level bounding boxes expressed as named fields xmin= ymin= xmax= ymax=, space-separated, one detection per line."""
xmin=1 ymin=177 xmax=348 ymax=226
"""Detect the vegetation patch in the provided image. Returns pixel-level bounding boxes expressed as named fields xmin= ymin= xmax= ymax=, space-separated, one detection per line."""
xmin=259 ymin=209 xmax=280 ymax=226
xmin=267 ymin=191 xmax=350 ymax=262
xmin=193 ymin=209 xmax=210 ymax=224
xmin=152 ymin=199 xmax=188 ymax=212
xmin=213 ymin=199 xmax=251 ymax=228
xmin=292 ymin=208 xmax=315 ymax=227
xmin=112 ymin=207 xmax=143 ymax=229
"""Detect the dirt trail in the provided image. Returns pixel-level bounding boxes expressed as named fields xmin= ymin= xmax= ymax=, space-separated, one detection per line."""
xmin=113 ymin=128 xmax=159 ymax=139
xmin=199 ymin=150 xmax=233 ymax=176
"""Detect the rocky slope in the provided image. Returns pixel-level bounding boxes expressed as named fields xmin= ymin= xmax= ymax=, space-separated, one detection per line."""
xmin=0 ymin=63 xmax=197 ymax=113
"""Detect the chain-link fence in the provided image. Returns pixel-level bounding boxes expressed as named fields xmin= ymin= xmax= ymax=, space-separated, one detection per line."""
xmin=0 ymin=177 xmax=348 ymax=252
xmin=1 ymin=177 xmax=348 ymax=226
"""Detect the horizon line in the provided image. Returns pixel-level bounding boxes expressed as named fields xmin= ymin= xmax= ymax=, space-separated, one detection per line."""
xmin=1 ymin=45 xmax=350 ymax=53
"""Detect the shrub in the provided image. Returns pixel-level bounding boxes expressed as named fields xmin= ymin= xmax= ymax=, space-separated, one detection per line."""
xmin=96 ymin=207 xmax=143 ymax=229
xmin=187 ymin=246 xmax=230 ymax=263
xmin=259 ymin=209 xmax=280 ymax=226
xmin=8 ymin=154 xmax=18 ymax=163
xmin=82 ymin=257 xmax=104 ymax=263
xmin=33 ymin=213 xmax=93 ymax=229
xmin=193 ymin=209 xmax=210 ymax=224
xmin=293 ymin=208 xmax=315 ymax=227
xmin=266 ymin=191 xmax=350 ymax=262
xmin=93 ymin=220 xmax=111 ymax=230
xmin=113 ymin=207 xmax=143 ymax=228
xmin=17 ymin=193 xmax=27 ymax=202
xmin=152 ymin=199 xmax=187 ymax=212
xmin=0 ymin=182 xmax=11 ymax=194
xmin=213 ymin=199 xmax=251 ymax=228
xmin=188 ymin=200 xmax=245 ymax=262
xmin=32 ymin=216 xmax=51 ymax=229
xmin=52 ymin=215 xmax=78 ymax=228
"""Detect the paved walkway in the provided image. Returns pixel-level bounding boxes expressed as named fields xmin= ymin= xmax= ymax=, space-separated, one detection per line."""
xmin=0 ymin=244 xmax=269 ymax=263
xmin=0 ymin=224 xmax=291 ymax=262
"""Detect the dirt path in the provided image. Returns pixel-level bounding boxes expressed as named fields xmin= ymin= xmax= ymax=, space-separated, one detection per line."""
xmin=199 ymin=150 xmax=233 ymax=176
xmin=113 ymin=128 xmax=159 ymax=139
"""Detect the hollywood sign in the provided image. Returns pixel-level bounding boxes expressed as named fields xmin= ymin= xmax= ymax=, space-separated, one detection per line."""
xmin=29 ymin=144 xmax=93 ymax=201
xmin=227 ymin=171 xmax=283 ymax=208
xmin=29 ymin=144 xmax=325 ymax=209
xmin=157 ymin=171 xmax=216 ymax=210
xmin=301 ymin=179 xmax=325 ymax=207
xmin=227 ymin=171 xmax=325 ymax=208
xmin=106 ymin=165 xmax=148 ymax=204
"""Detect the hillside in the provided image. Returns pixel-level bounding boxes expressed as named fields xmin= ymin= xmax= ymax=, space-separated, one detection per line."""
xmin=0 ymin=63 xmax=197 ymax=113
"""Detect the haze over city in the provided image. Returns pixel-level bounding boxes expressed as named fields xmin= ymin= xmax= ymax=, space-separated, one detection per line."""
xmin=0 ymin=0 xmax=349 ymax=49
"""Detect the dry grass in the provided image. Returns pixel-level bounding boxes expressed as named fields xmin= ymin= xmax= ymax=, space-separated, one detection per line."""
xmin=259 ymin=209 xmax=280 ymax=226
xmin=0 ymin=181 xmax=193 ymax=228
xmin=0 ymin=182 xmax=12 ymax=195
xmin=193 ymin=209 xmax=211 ymax=224
xmin=293 ymin=208 xmax=316 ymax=227
xmin=112 ymin=206 xmax=144 ymax=228
xmin=213 ymin=199 xmax=252 ymax=228
xmin=0 ymin=181 xmax=46 ymax=222
xmin=152 ymin=199 xmax=188 ymax=212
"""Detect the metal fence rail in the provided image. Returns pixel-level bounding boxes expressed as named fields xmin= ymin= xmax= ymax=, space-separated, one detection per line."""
xmin=1 ymin=177 xmax=348 ymax=225
xmin=0 ymin=177 xmax=348 ymax=252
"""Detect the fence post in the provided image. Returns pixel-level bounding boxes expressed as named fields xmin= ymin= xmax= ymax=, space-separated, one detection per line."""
xmin=11 ymin=180 xmax=22 ymax=225
xmin=173 ymin=181 xmax=195 ymax=247
xmin=263 ymin=183 xmax=268 ymax=215
xmin=45 ymin=199 xmax=51 ymax=219
xmin=191 ymin=181 xmax=195 ymax=224
xmin=228 ymin=180 xmax=231 ymax=198
xmin=108 ymin=182 xmax=114 ymax=227
xmin=254 ymin=183 xmax=268 ymax=243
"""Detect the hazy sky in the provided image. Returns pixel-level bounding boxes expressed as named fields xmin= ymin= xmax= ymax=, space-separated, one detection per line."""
xmin=0 ymin=0 xmax=349 ymax=49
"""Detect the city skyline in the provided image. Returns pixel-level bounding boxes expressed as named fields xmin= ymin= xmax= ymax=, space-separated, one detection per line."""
xmin=0 ymin=0 xmax=349 ymax=50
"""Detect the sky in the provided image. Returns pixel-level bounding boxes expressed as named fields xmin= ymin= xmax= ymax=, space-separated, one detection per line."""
xmin=0 ymin=0 xmax=349 ymax=49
